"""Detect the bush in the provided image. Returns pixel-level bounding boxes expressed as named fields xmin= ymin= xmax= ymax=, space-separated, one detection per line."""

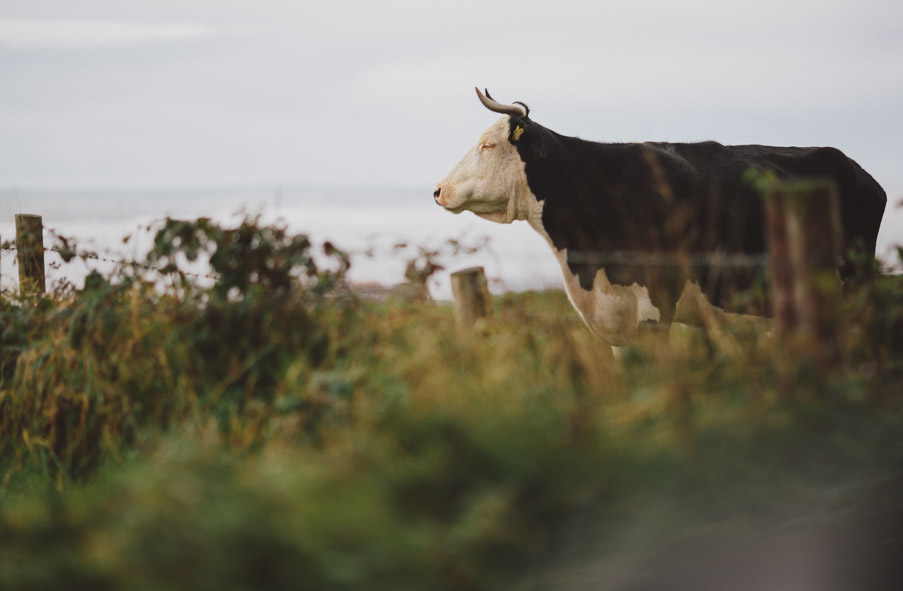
xmin=1 ymin=218 xmax=901 ymax=590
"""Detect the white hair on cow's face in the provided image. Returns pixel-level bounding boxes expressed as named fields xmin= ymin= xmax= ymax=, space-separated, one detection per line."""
xmin=434 ymin=116 xmax=537 ymax=225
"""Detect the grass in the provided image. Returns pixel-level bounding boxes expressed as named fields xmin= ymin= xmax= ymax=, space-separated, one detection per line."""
xmin=1 ymin=216 xmax=902 ymax=590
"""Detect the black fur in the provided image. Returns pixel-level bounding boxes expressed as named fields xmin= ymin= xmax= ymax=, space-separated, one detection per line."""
xmin=507 ymin=115 xmax=887 ymax=321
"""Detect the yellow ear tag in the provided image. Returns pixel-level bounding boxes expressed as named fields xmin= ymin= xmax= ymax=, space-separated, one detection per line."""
xmin=512 ymin=125 xmax=525 ymax=142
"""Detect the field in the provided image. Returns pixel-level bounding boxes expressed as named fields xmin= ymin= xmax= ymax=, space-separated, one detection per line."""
xmin=1 ymin=216 xmax=902 ymax=590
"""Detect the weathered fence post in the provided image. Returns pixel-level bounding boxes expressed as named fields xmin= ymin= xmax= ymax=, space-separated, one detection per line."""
xmin=451 ymin=266 xmax=492 ymax=328
xmin=764 ymin=179 xmax=842 ymax=371
xmin=763 ymin=191 xmax=796 ymax=331
xmin=15 ymin=214 xmax=45 ymax=295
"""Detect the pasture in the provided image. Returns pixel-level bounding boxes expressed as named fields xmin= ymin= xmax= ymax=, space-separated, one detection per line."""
xmin=1 ymin=216 xmax=902 ymax=590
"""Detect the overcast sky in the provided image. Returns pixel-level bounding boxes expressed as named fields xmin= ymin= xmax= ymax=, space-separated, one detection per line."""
xmin=1 ymin=0 xmax=901 ymax=249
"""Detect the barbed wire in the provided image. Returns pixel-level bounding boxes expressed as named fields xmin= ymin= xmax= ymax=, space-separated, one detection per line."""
xmin=1 ymin=243 xmax=220 ymax=281
xmin=3 ymin=242 xmax=899 ymax=280
xmin=2 ymin=243 xmax=771 ymax=276
xmin=564 ymin=251 xmax=768 ymax=268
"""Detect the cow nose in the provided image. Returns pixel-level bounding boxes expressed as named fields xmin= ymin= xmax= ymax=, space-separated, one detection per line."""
xmin=433 ymin=187 xmax=442 ymax=203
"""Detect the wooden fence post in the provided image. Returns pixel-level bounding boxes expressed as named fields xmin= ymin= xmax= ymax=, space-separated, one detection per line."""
xmin=764 ymin=179 xmax=842 ymax=370
xmin=451 ymin=266 xmax=492 ymax=328
xmin=15 ymin=214 xmax=45 ymax=295
xmin=763 ymin=191 xmax=796 ymax=331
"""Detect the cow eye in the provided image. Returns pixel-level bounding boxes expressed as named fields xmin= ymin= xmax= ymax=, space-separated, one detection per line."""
xmin=480 ymin=142 xmax=496 ymax=152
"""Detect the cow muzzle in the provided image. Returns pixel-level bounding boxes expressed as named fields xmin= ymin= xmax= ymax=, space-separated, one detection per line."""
xmin=433 ymin=183 xmax=464 ymax=212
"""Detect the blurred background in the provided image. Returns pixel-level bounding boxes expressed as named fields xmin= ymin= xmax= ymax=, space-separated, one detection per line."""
xmin=1 ymin=0 xmax=901 ymax=295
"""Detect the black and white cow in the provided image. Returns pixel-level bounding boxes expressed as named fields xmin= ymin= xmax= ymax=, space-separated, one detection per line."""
xmin=434 ymin=88 xmax=886 ymax=345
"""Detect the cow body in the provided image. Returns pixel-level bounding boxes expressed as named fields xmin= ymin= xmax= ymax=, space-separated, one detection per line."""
xmin=435 ymin=90 xmax=887 ymax=345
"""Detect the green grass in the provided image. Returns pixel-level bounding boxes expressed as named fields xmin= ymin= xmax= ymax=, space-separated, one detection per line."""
xmin=1 ymin=217 xmax=902 ymax=590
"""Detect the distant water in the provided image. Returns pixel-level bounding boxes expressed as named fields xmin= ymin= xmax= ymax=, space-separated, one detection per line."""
xmin=0 ymin=187 xmax=562 ymax=299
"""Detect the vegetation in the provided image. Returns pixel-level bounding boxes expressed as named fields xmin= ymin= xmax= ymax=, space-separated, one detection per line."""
xmin=1 ymin=217 xmax=902 ymax=590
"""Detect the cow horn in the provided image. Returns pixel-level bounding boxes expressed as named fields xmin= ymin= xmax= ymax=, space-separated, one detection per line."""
xmin=475 ymin=87 xmax=528 ymax=118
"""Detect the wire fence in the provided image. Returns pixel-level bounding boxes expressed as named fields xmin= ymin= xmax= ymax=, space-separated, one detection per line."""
xmin=1 ymin=232 xmax=780 ymax=302
xmin=564 ymin=251 xmax=769 ymax=268
xmin=1 ymin=243 xmax=220 ymax=282
xmin=3 ymin=241 xmax=899 ymax=280
xmin=1 ymin=240 xmax=775 ymax=276
xmin=1 ymin=221 xmax=899 ymax=299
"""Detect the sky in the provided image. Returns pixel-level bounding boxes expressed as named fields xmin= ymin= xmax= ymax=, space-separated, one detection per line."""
xmin=1 ymin=0 xmax=901 ymax=254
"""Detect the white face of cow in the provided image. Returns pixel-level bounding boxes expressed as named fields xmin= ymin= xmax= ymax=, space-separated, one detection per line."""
xmin=433 ymin=116 xmax=531 ymax=224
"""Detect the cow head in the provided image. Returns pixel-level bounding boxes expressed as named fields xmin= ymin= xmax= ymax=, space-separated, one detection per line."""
xmin=434 ymin=88 xmax=536 ymax=224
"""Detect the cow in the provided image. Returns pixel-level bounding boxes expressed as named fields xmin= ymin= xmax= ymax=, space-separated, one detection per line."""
xmin=434 ymin=88 xmax=886 ymax=346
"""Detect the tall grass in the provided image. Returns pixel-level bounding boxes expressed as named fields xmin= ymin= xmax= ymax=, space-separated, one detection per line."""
xmin=1 ymin=217 xmax=902 ymax=590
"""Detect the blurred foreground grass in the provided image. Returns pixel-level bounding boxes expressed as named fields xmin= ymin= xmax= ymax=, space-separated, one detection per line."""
xmin=1 ymin=217 xmax=902 ymax=590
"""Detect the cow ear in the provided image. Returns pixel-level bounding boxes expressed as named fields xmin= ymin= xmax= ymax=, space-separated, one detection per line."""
xmin=511 ymin=124 xmax=526 ymax=142
xmin=511 ymin=120 xmax=548 ymax=158
xmin=508 ymin=117 xmax=529 ymax=143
